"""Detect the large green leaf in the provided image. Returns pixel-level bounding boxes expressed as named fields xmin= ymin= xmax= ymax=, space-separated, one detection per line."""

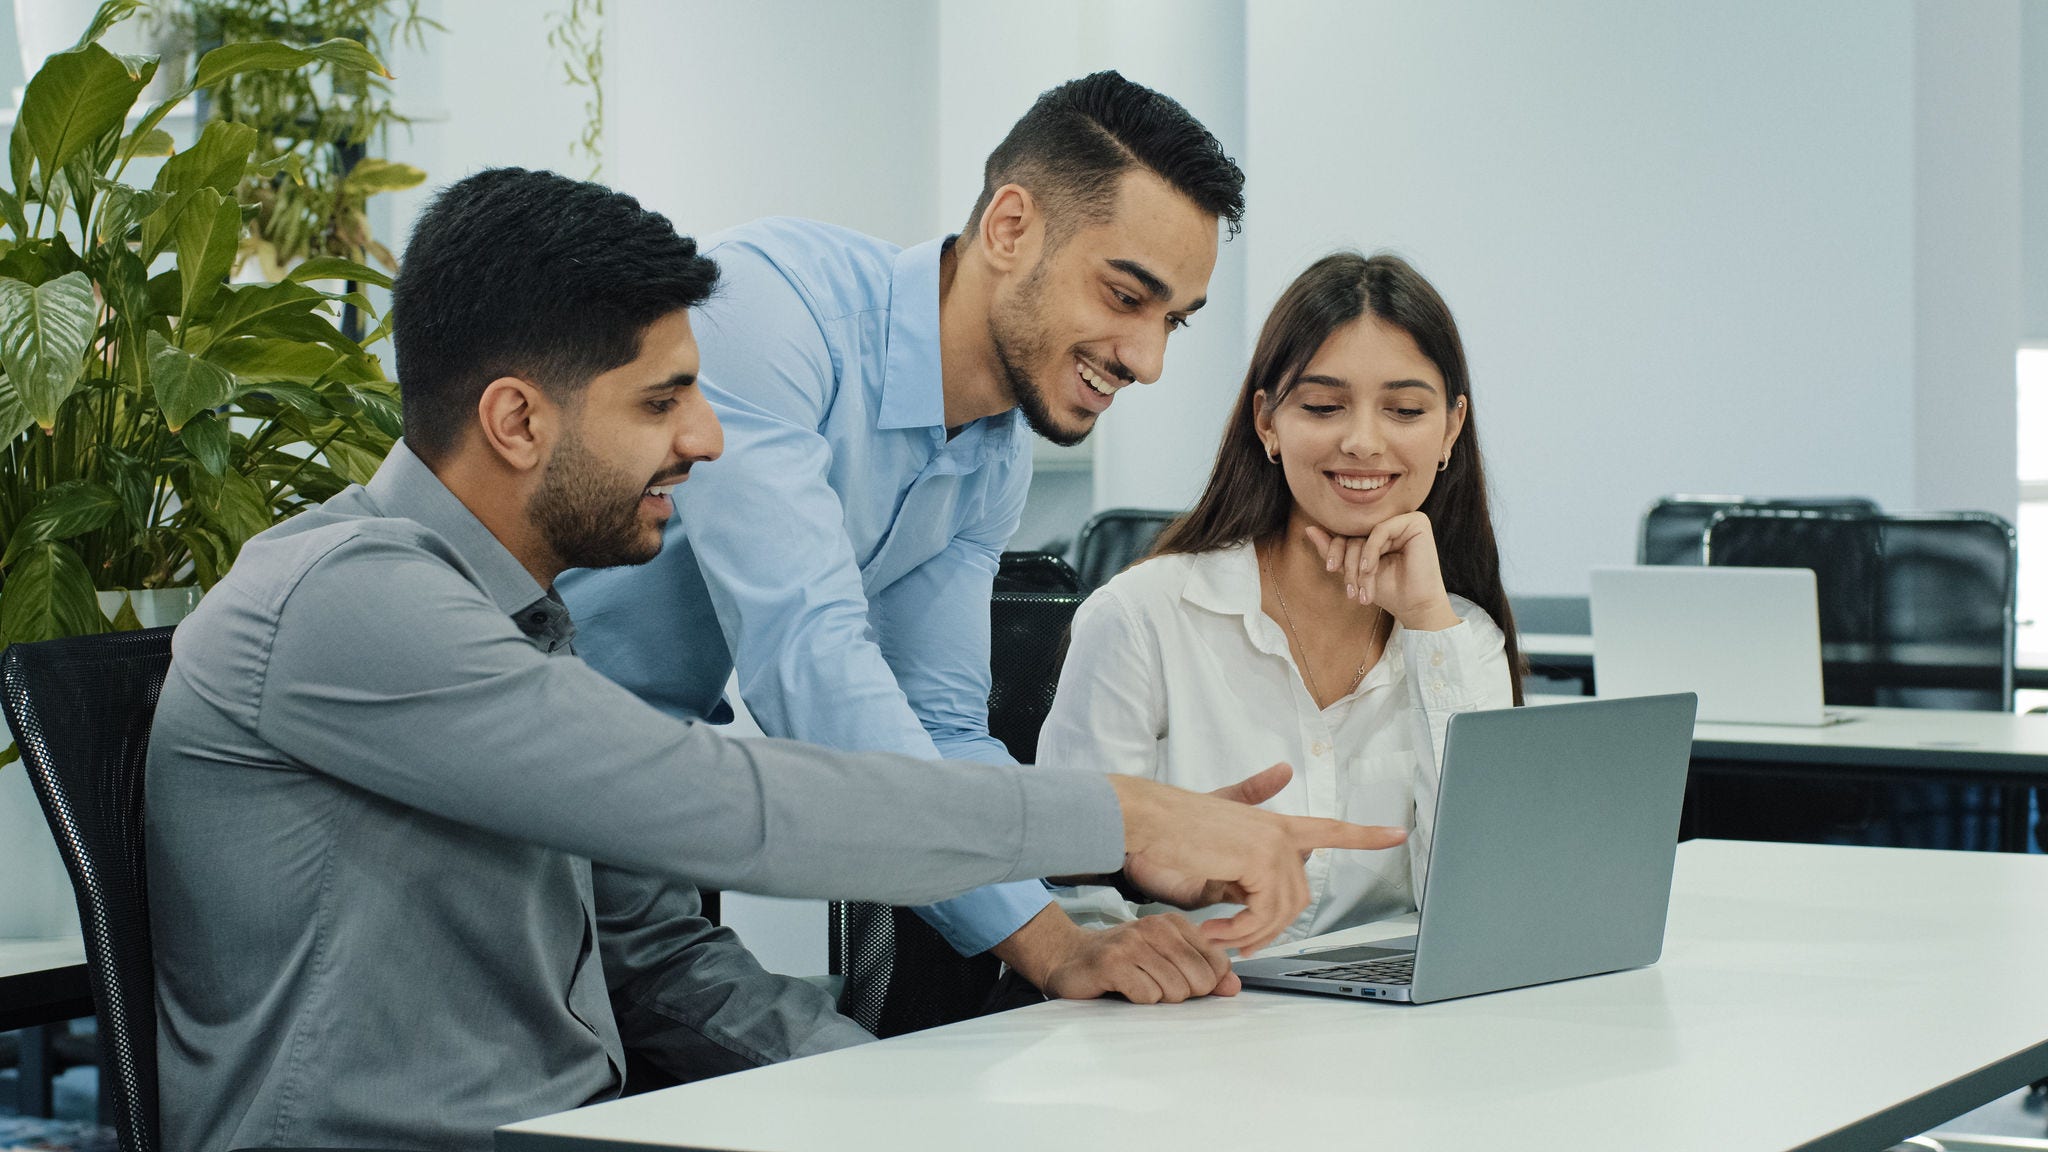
xmin=97 ymin=244 xmax=150 ymax=388
xmin=346 ymin=384 xmax=403 ymax=438
xmin=204 ymin=280 xmax=327 ymax=345
xmin=231 ymin=378 xmax=327 ymax=419
xmin=173 ymin=189 xmax=240 ymax=321
xmin=16 ymin=43 xmax=149 ymax=191
xmin=149 ymin=333 xmax=233 ymax=431
xmin=9 ymin=121 xmax=29 ymax=206
xmin=178 ymin=410 xmax=230 ymax=476
xmin=0 ymin=188 xmax=26 ymax=237
xmin=95 ymin=180 xmax=167 ymax=244
xmin=2 ymin=480 xmax=120 ymax=566
xmin=321 ymin=438 xmax=384 ymax=485
xmin=191 ymin=37 xmax=389 ymax=93
xmin=73 ymin=1 xmax=144 ymax=51
xmin=103 ymin=447 xmax=151 ymax=533
xmin=0 ymin=373 xmax=34 ymax=441
xmin=287 ymin=256 xmax=393 ymax=290
xmin=205 ymin=336 xmax=342 ymax=385
xmin=0 ymin=541 xmax=105 ymax=645
xmin=117 ymin=94 xmax=183 ymax=167
xmin=0 ymin=272 xmax=96 ymax=430
xmin=120 ymin=125 xmax=173 ymax=158
xmin=153 ymin=120 xmax=257 ymax=197
xmin=184 ymin=467 xmax=271 ymax=550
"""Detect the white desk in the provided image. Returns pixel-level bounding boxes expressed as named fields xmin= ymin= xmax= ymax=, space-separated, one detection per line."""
xmin=0 ymin=935 xmax=88 ymax=1031
xmin=1518 ymin=696 xmax=2048 ymax=781
xmin=499 ymin=841 xmax=2048 ymax=1152
xmin=1522 ymin=632 xmax=2048 ymax=693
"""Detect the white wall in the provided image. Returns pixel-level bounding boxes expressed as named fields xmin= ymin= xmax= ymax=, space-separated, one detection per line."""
xmin=1914 ymin=0 xmax=2022 ymax=516
xmin=1247 ymin=0 xmax=1932 ymax=596
xmin=2024 ymin=2 xmax=2048 ymax=345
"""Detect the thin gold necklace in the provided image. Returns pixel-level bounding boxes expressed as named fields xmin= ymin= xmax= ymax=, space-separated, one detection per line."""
xmin=1260 ymin=544 xmax=1387 ymax=706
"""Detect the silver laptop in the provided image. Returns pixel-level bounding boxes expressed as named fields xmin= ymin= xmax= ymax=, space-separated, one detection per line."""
xmin=1234 ymin=694 xmax=1695 ymax=1005
xmin=1591 ymin=565 xmax=1844 ymax=726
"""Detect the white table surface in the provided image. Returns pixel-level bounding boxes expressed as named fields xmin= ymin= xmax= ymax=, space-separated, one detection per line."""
xmin=1522 ymin=632 xmax=2048 ymax=676
xmin=498 ymin=840 xmax=2048 ymax=1152
xmin=1523 ymin=695 xmax=2048 ymax=777
xmin=0 ymin=936 xmax=85 ymax=981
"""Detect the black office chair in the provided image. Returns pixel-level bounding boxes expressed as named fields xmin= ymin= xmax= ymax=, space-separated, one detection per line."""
xmin=1 ymin=628 xmax=409 ymax=1152
xmin=1071 ymin=508 xmax=1178 ymax=589
xmin=832 ymin=588 xmax=1087 ymax=1039
xmin=994 ymin=551 xmax=1084 ymax=595
xmin=1637 ymin=495 xmax=1881 ymax=566
xmin=1694 ymin=508 xmax=2019 ymax=850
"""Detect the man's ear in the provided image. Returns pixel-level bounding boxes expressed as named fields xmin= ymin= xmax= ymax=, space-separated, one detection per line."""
xmin=977 ymin=183 xmax=1041 ymax=275
xmin=476 ymin=376 xmax=555 ymax=473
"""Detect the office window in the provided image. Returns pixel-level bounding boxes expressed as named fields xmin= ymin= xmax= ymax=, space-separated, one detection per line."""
xmin=2018 ymin=349 xmax=2048 ymax=712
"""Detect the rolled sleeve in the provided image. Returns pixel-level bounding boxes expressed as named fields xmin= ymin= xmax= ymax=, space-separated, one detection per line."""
xmin=1399 ymin=603 xmax=1514 ymax=907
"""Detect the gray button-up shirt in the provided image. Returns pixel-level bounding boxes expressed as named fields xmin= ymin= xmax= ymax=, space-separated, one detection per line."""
xmin=145 ymin=442 xmax=1124 ymax=1151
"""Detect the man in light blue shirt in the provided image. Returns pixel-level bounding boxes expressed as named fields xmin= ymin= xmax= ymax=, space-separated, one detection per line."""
xmin=563 ymin=71 xmax=1248 ymax=1005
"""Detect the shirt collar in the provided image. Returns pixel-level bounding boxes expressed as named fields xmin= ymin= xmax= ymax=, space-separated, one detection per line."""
xmin=364 ymin=440 xmax=557 ymax=627
xmin=876 ymin=234 xmax=951 ymax=432
xmin=1181 ymin=541 xmax=1263 ymax=619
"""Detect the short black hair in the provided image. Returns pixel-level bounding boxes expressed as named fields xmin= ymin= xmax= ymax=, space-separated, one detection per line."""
xmin=392 ymin=167 xmax=720 ymax=461
xmin=966 ymin=70 xmax=1246 ymax=243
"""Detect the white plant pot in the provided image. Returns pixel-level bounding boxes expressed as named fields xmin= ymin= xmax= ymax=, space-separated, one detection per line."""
xmin=96 ymin=586 xmax=204 ymax=628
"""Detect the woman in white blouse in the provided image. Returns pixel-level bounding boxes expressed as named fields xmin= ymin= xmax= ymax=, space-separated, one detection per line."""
xmin=1039 ymin=252 xmax=1524 ymax=950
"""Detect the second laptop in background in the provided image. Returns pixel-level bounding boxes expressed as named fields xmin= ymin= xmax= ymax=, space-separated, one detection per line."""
xmin=1590 ymin=565 xmax=1845 ymax=726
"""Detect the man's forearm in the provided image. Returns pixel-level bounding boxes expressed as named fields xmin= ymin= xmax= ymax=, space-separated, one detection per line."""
xmin=986 ymin=903 xmax=1088 ymax=989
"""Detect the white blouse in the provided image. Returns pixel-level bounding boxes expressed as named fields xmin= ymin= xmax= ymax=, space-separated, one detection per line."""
xmin=1038 ymin=541 xmax=1513 ymax=948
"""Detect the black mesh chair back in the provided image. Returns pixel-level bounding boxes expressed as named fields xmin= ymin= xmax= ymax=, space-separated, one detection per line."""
xmin=2 ymin=628 xmax=175 ymax=1152
xmin=1639 ymin=495 xmax=1881 ymax=566
xmin=986 ymin=591 xmax=1085 ymax=765
xmin=833 ymin=589 xmax=1084 ymax=1039
xmin=1871 ymin=514 xmax=2016 ymax=711
xmin=995 ymin=551 xmax=1084 ymax=595
xmin=1699 ymin=509 xmax=2017 ymax=851
xmin=1704 ymin=509 xmax=2016 ymax=709
xmin=1072 ymin=508 xmax=1178 ymax=588
xmin=1702 ymin=509 xmax=1884 ymax=703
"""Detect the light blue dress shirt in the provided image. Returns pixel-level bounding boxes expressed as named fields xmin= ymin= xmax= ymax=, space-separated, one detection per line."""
xmin=562 ymin=218 xmax=1051 ymax=955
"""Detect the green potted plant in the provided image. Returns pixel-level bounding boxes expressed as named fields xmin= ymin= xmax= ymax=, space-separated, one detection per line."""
xmin=0 ymin=0 xmax=405 ymax=762
xmin=181 ymin=0 xmax=435 ymax=281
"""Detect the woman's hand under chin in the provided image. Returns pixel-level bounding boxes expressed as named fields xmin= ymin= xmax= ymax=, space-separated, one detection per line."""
xmin=1304 ymin=514 xmax=1463 ymax=632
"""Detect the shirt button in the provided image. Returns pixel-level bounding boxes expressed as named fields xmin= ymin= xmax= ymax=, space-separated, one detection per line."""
xmin=1430 ymin=651 xmax=1445 ymax=667
xmin=1433 ymin=680 xmax=1447 ymax=692
xmin=1310 ymin=740 xmax=1330 ymax=757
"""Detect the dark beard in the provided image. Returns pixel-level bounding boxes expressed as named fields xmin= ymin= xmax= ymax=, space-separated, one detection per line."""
xmin=991 ymin=330 xmax=1090 ymax=448
xmin=986 ymin=263 xmax=1093 ymax=448
xmin=531 ymin=428 xmax=663 ymax=570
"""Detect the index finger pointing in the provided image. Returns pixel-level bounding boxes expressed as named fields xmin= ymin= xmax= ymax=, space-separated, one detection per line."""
xmin=1283 ymin=816 xmax=1409 ymax=853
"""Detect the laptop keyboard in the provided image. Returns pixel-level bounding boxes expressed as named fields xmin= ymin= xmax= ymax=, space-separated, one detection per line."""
xmin=1284 ymin=954 xmax=1415 ymax=985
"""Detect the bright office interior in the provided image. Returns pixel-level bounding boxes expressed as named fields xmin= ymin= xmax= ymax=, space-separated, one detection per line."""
xmin=0 ymin=0 xmax=2036 ymax=980
xmin=0 ymin=0 xmax=2045 ymax=1141
xmin=358 ymin=0 xmax=2048 ymax=963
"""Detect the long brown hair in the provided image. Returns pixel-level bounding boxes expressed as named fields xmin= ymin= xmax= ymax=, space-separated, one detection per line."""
xmin=1153 ymin=251 xmax=1524 ymax=703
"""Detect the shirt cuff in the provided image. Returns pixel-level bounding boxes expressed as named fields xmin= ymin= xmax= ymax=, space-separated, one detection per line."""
xmin=1009 ymin=766 xmax=1125 ymax=878
xmin=1399 ymin=620 xmax=1489 ymax=711
xmin=911 ymin=767 xmax=1122 ymax=955
xmin=912 ymin=881 xmax=1055 ymax=956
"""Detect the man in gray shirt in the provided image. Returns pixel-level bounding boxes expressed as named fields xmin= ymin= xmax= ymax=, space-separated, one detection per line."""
xmin=145 ymin=167 xmax=1403 ymax=1151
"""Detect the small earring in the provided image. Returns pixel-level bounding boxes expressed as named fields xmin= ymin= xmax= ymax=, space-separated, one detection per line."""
xmin=1437 ymin=453 xmax=1451 ymax=472
xmin=1265 ymin=443 xmax=1280 ymax=464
